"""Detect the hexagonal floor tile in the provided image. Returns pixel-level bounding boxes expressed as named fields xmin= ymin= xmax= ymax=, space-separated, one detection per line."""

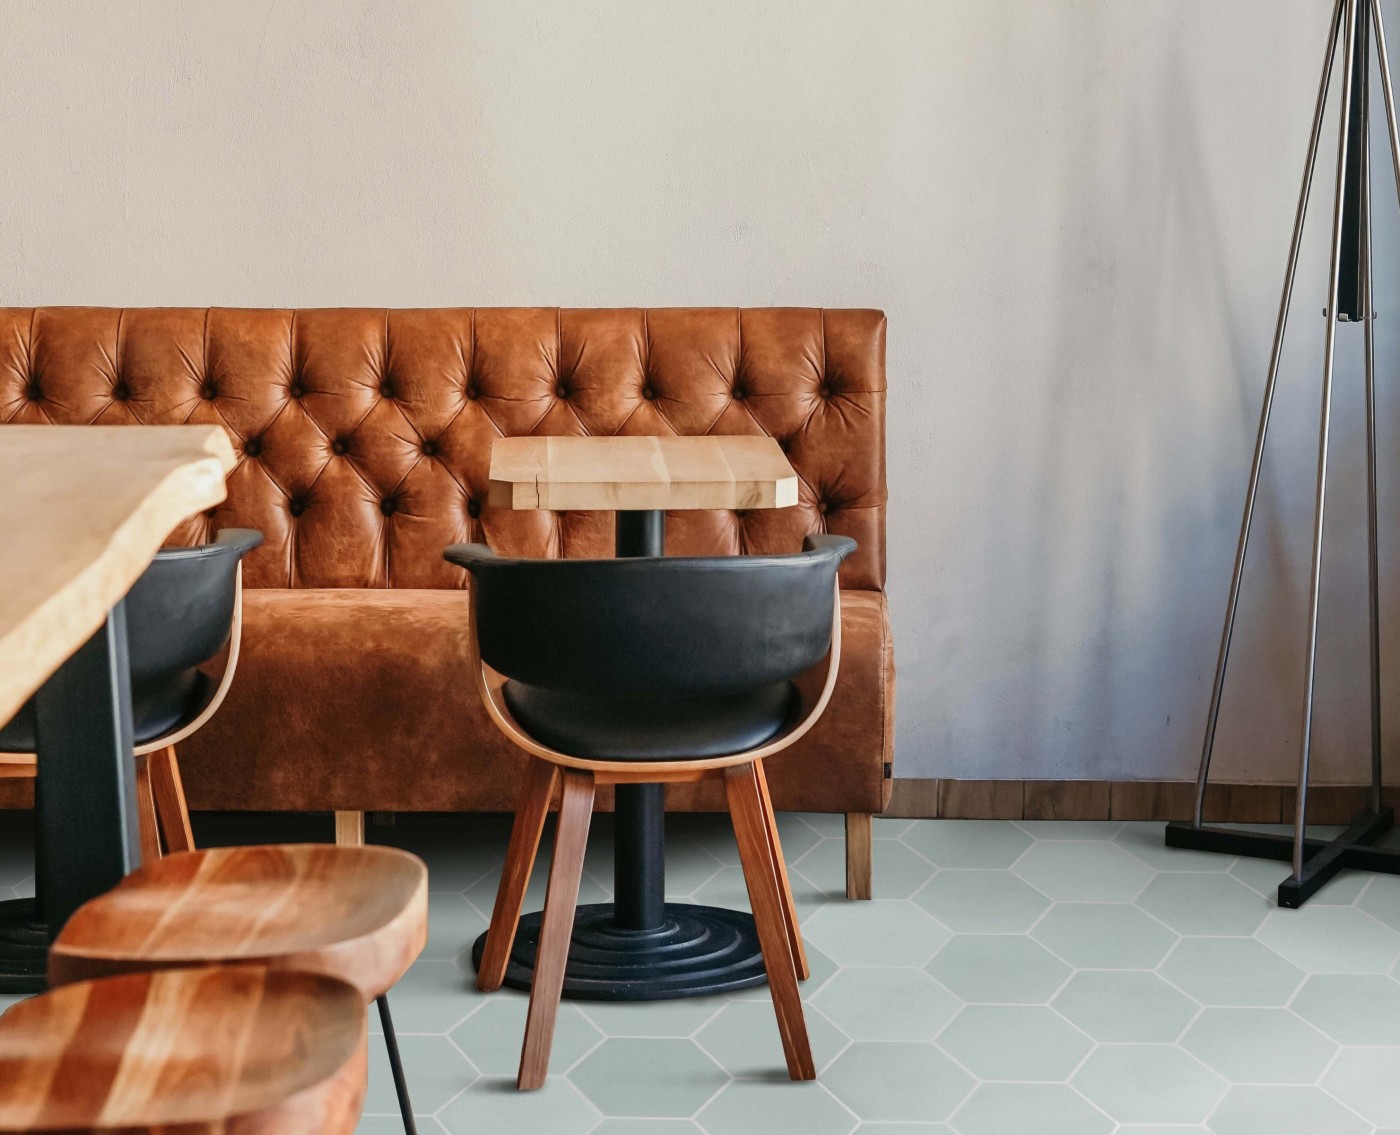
xmin=1229 ymin=856 xmax=1366 ymax=904
xmin=1013 ymin=821 xmax=1123 ymax=841
xmin=899 ymin=821 xmax=1032 ymax=869
xmin=824 ymin=1042 xmax=974 ymax=1122
xmin=926 ymin=935 xmax=1071 ymax=1003
xmin=438 ymin=1075 xmax=600 ymax=1135
xmin=1290 ymin=973 xmax=1400 ymax=1044
xmin=951 ymin=1083 xmax=1112 ymax=1135
xmin=1209 ymin=1086 xmax=1371 ymax=1135
xmin=696 ymin=1081 xmax=856 ymax=1135
xmin=912 ymin=870 xmax=1050 ymax=933
xmin=1113 ymin=823 xmax=1231 ymax=872
xmin=811 ymin=967 xmax=959 ymax=1042
xmin=383 ymin=960 xmax=482 ymax=1034
xmin=448 ymin=1000 xmax=601 ymax=1076
xmin=1179 ymin=1008 xmax=1336 ymax=1084
xmin=1051 ymin=971 xmax=1198 ymax=1043
xmin=1256 ymin=906 xmax=1400 ymax=974
xmin=421 ymin=892 xmax=489 ymax=963
xmin=1134 ymin=873 xmax=1270 ymax=936
xmin=1012 ymin=842 xmax=1152 ymax=902
xmin=1030 ymin=903 xmax=1176 ymax=969
xmin=695 ymin=999 xmax=847 ymax=1076
xmin=1072 ymin=1046 xmax=1225 ymax=1124
xmin=802 ymin=900 xmax=950 ymax=968
xmin=937 ymin=1005 xmax=1091 ymax=1080
xmin=362 ymin=1032 xmax=475 ymax=1118
xmin=794 ymin=837 xmax=936 ymax=900
xmin=594 ymin=1122 xmax=702 ymax=1135
xmin=1358 ymin=874 xmax=1400 ymax=931
xmin=1321 ymin=1048 xmax=1400 ymax=1126
xmin=570 ymin=1038 xmax=723 ymax=1118
xmin=577 ymin=996 xmax=729 ymax=1040
xmin=1158 ymin=938 xmax=1305 ymax=1006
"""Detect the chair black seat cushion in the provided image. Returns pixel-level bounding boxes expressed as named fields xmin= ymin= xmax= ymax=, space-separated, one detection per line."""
xmin=503 ymin=679 xmax=797 ymax=761
xmin=0 ymin=671 xmax=210 ymax=752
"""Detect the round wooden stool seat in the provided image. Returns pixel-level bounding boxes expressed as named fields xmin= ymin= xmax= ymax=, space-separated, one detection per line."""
xmin=0 ymin=965 xmax=367 ymax=1135
xmin=48 ymin=844 xmax=428 ymax=998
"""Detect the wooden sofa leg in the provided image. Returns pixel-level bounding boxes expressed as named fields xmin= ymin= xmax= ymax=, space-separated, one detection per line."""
xmin=335 ymin=810 xmax=365 ymax=847
xmin=845 ymin=812 xmax=873 ymax=900
xmin=149 ymin=746 xmax=195 ymax=853
xmin=135 ymin=754 xmax=162 ymax=865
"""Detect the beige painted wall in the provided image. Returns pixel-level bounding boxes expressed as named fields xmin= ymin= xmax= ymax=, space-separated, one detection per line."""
xmin=1 ymin=0 xmax=1394 ymax=783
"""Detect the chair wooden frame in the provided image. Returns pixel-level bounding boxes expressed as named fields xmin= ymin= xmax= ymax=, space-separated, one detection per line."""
xmin=472 ymin=581 xmax=841 ymax=1090
xmin=0 ymin=566 xmax=246 ymax=863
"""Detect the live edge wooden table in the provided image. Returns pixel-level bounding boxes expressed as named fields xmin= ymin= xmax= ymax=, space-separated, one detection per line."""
xmin=475 ymin=434 xmax=800 ymax=1001
xmin=0 ymin=425 xmax=236 ymax=992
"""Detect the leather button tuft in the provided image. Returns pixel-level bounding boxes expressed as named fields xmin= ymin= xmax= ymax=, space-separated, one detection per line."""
xmin=421 ymin=439 xmax=438 ymax=457
xmin=732 ymin=387 xmax=746 ymax=400
xmin=380 ymin=497 xmax=399 ymax=516
xmin=817 ymin=500 xmax=830 ymax=514
xmin=112 ymin=383 xmax=130 ymax=402
xmin=288 ymin=498 xmax=307 ymax=517
xmin=466 ymin=383 xmax=479 ymax=401
xmin=466 ymin=499 xmax=481 ymax=518
xmin=289 ymin=382 xmax=304 ymax=399
xmin=201 ymin=383 xmax=218 ymax=401
xmin=556 ymin=382 xmax=570 ymax=399
xmin=379 ymin=382 xmax=395 ymax=400
xmin=243 ymin=437 xmax=262 ymax=457
xmin=331 ymin=438 xmax=348 ymax=456
xmin=819 ymin=384 xmax=833 ymax=399
xmin=642 ymin=386 xmax=656 ymax=400
xmin=25 ymin=379 xmax=42 ymax=401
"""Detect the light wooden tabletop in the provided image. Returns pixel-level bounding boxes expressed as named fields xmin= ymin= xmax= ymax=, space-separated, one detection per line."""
xmin=0 ymin=425 xmax=236 ymax=726
xmin=487 ymin=435 xmax=799 ymax=512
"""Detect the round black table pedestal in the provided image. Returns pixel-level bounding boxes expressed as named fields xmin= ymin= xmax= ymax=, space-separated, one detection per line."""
xmin=0 ymin=898 xmax=48 ymax=993
xmin=470 ymin=903 xmax=767 ymax=1000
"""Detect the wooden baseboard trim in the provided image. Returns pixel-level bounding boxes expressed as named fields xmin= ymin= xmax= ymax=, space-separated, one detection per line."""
xmin=885 ymin=779 xmax=1396 ymax=823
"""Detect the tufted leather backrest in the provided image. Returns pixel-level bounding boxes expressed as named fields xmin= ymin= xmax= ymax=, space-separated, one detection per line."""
xmin=0 ymin=308 xmax=886 ymax=590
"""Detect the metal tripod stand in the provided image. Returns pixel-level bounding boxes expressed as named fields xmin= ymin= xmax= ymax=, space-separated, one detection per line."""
xmin=1165 ymin=0 xmax=1400 ymax=907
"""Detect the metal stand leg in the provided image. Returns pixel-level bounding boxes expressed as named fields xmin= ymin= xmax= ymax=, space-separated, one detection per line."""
xmin=376 ymin=994 xmax=417 ymax=1135
xmin=1191 ymin=0 xmax=1346 ymax=828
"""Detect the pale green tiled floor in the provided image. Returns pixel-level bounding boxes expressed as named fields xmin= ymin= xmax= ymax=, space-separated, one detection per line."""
xmin=4 ymin=813 xmax=1400 ymax=1134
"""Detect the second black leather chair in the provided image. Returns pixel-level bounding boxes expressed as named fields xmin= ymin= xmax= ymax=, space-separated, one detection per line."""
xmin=0 ymin=528 xmax=263 ymax=860
xmin=446 ymin=533 xmax=856 ymax=1089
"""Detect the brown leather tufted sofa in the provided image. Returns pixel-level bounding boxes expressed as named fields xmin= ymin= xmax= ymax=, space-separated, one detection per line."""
xmin=0 ymin=307 xmax=893 ymax=895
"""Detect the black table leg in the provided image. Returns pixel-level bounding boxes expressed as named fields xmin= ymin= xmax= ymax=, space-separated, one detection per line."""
xmin=471 ymin=510 xmax=768 ymax=1000
xmin=0 ymin=605 xmax=139 ymax=994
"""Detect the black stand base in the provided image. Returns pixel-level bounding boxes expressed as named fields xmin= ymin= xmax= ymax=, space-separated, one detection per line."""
xmin=1166 ymin=808 xmax=1399 ymax=908
xmin=0 ymin=898 xmax=49 ymax=994
xmin=472 ymin=902 xmax=767 ymax=1001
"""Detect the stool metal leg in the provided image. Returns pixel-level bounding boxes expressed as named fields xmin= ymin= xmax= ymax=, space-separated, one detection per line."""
xmin=376 ymin=994 xmax=417 ymax=1135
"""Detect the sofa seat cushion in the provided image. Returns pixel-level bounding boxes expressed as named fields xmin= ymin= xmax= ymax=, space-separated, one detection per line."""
xmin=171 ymin=587 xmax=893 ymax=815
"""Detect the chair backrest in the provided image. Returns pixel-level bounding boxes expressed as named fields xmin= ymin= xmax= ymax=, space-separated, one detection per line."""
xmin=126 ymin=528 xmax=262 ymax=686
xmin=445 ymin=535 xmax=855 ymax=698
xmin=0 ymin=528 xmax=262 ymax=751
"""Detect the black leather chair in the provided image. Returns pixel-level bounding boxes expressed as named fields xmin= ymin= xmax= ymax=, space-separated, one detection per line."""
xmin=0 ymin=528 xmax=263 ymax=861
xmin=446 ymin=533 xmax=855 ymax=1089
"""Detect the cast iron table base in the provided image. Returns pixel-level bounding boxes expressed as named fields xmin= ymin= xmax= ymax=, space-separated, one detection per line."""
xmin=470 ymin=509 xmax=769 ymax=1001
xmin=1165 ymin=809 xmax=1400 ymax=908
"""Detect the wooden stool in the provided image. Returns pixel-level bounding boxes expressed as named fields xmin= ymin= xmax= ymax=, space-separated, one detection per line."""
xmin=0 ymin=965 xmax=366 ymax=1135
xmin=48 ymin=844 xmax=427 ymax=1135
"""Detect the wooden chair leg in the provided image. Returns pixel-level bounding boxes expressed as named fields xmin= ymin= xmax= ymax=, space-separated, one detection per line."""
xmin=134 ymin=754 xmax=162 ymax=865
xmin=726 ymin=762 xmax=815 ymax=1081
xmin=845 ymin=812 xmax=873 ymax=900
xmin=148 ymin=746 xmax=195 ymax=853
xmin=478 ymin=759 xmax=559 ymax=993
xmin=334 ymin=811 xmax=365 ymax=848
xmin=754 ymin=760 xmax=809 ymax=980
xmin=518 ymin=769 xmax=593 ymax=1091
